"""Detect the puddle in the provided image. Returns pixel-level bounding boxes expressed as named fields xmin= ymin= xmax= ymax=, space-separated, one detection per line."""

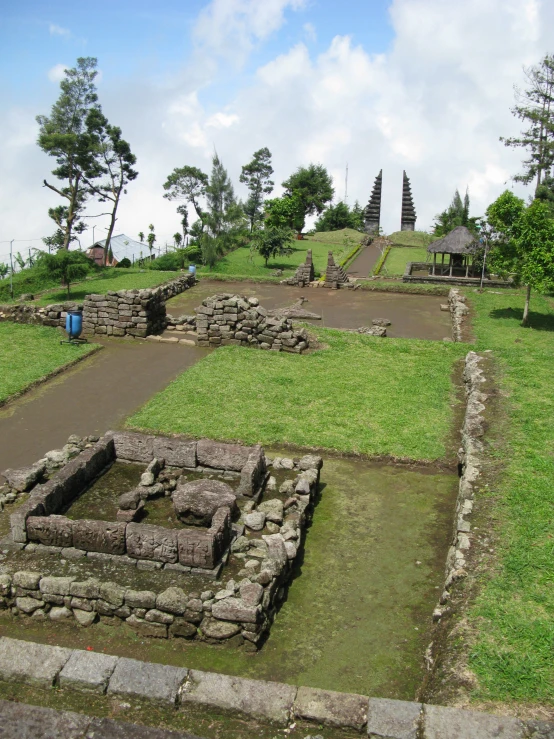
xmin=167 ymin=279 xmax=451 ymax=340
xmin=0 ymin=454 xmax=458 ymax=700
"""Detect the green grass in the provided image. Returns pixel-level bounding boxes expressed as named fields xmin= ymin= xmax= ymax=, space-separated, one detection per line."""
xmin=198 ymin=229 xmax=363 ymax=280
xmin=380 ymin=247 xmax=430 ymax=277
xmin=387 ymin=230 xmax=437 ymax=247
xmin=34 ymin=269 xmax=179 ymax=306
xmin=464 ymin=289 xmax=554 ymax=704
xmin=0 ymin=323 xmax=97 ymax=403
xmin=128 ymin=328 xmax=466 ymax=461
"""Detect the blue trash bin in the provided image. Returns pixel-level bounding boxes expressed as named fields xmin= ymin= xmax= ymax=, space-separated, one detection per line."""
xmin=188 ymin=264 xmax=196 ymax=277
xmin=65 ymin=311 xmax=83 ymax=339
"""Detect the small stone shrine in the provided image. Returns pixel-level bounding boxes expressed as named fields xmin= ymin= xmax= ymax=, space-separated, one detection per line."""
xmin=324 ymin=252 xmax=350 ymax=287
xmin=283 ymin=249 xmax=315 ymax=287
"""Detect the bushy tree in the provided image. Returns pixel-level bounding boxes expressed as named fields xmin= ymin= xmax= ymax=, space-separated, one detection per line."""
xmin=147 ymin=224 xmax=156 ymax=260
xmin=486 ymin=190 xmax=554 ymax=325
xmin=253 ymin=227 xmax=294 ymax=267
xmin=240 ymin=147 xmax=274 ymax=231
xmin=37 ymin=57 xmax=102 ymax=250
xmin=0 ymin=263 xmax=9 ymax=279
xmin=282 ymin=164 xmax=334 ymax=233
xmin=434 ymin=188 xmax=477 ymax=236
xmin=163 ymin=166 xmax=209 ymax=230
xmin=314 ymin=200 xmax=364 ymax=232
xmin=264 ymin=192 xmax=304 ymax=232
xmin=37 ymin=249 xmax=92 ymax=298
xmin=176 ymin=204 xmax=189 ymax=240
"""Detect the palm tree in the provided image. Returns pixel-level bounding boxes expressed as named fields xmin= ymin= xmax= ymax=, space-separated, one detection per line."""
xmin=138 ymin=231 xmax=144 ymax=242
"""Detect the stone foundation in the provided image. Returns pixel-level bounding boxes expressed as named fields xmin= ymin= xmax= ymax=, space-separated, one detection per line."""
xmin=195 ymin=294 xmax=310 ymax=353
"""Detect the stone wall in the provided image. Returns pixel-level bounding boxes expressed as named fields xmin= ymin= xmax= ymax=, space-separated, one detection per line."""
xmin=195 ymin=294 xmax=310 ymax=353
xmin=0 ymin=302 xmax=81 ymax=328
xmin=83 ymin=274 xmax=196 ymax=338
xmin=448 ymin=287 xmax=469 ymax=342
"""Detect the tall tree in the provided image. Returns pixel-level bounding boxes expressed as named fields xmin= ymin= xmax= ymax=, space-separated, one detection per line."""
xmin=163 ymin=166 xmax=209 ymax=230
xmin=434 ymin=189 xmax=477 ymax=236
xmin=501 ymin=55 xmax=554 ymax=194
xmin=253 ymin=227 xmax=294 ymax=267
xmin=176 ymin=204 xmax=189 ymax=241
xmin=174 ymin=233 xmax=183 ymax=248
xmin=206 ymin=152 xmax=236 ymax=236
xmin=281 ymin=164 xmax=334 ymax=233
xmin=36 ymin=57 xmax=102 ymax=250
xmin=82 ymin=113 xmax=138 ymax=265
xmin=147 ymin=224 xmax=156 ymax=260
xmin=239 ymin=147 xmax=274 ymax=231
xmin=138 ymin=231 xmax=144 ymax=243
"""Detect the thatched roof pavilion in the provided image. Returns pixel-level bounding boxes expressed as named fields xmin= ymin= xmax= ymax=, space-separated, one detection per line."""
xmin=427 ymin=226 xmax=480 ymax=277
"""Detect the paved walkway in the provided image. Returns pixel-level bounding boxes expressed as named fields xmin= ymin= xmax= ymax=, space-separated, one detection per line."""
xmin=0 ymin=339 xmax=208 ymax=471
xmin=346 ymin=243 xmax=381 ymax=278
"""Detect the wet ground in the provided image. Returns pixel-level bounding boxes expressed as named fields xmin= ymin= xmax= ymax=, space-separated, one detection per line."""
xmin=0 ymin=452 xmax=458 ymax=700
xmin=166 ymin=279 xmax=451 ymax=340
xmin=0 ymin=338 xmax=208 ymax=471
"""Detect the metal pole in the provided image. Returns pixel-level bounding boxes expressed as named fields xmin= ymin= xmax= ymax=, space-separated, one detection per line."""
xmin=9 ymin=240 xmax=14 ymax=300
xmin=92 ymin=225 xmax=96 ymax=247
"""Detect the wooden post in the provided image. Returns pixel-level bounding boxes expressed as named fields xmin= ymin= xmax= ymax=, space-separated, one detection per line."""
xmin=441 ymin=253 xmax=444 ymax=275
xmin=449 ymin=254 xmax=453 ymax=277
xmin=432 ymin=253 xmax=436 ymax=275
xmin=465 ymin=256 xmax=469 ymax=278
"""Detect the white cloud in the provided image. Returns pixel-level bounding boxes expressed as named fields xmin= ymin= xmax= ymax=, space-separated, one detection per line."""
xmin=49 ymin=23 xmax=71 ymax=38
xmin=2 ymin=0 xmax=554 ymax=248
xmin=303 ymin=22 xmax=316 ymax=43
xmin=47 ymin=64 xmax=67 ymax=83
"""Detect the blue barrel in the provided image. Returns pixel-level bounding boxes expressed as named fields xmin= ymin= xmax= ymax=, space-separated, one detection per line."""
xmin=188 ymin=264 xmax=196 ymax=276
xmin=65 ymin=311 xmax=83 ymax=339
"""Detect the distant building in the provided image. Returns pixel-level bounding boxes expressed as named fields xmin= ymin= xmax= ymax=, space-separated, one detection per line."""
xmin=86 ymin=234 xmax=149 ymax=266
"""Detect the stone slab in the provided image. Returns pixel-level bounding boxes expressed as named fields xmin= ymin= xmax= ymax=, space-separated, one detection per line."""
xmin=181 ymin=669 xmax=296 ymax=724
xmin=109 ymin=431 xmax=154 ymax=462
xmin=85 ymin=717 xmax=202 ymax=738
xmin=59 ymin=649 xmax=119 ymax=694
xmin=294 ymin=686 xmax=368 ymax=731
xmin=107 ymin=656 xmax=188 ymax=705
xmin=126 ymin=523 xmax=178 ymax=563
xmin=0 ymin=698 xmax=91 ymax=738
xmin=0 ymin=636 xmax=72 ymax=687
xmin=152 ymin=437 xmax=197 ymax=468
xmin=196 ymin=439 xmax=251 ymax=472
xmin=423 ymin=704 xmax=524 ymax=739
xmin=72 ymin=520 xmax=126 ymax=555
xmin=367 ymin=698 xmax=422 ymax=738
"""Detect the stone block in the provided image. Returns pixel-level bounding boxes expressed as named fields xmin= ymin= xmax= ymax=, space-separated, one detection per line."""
xmin=237 ymin=446 xmax=266 ymax=497
xmin=196 ymin=439 xmax=251 ymax=471
xmin=0 ymin=699 xmax=91 ymax=738
xmin=85 ymin=715 xmax=202 ymax=738
xmin=423 ymin=704 xmax=524 ymax=739
xmin=13 ymin=571 xmax=41 ymax=590
xmin=3 ymin=462 xmax=45 ymax=492
xmin=126 ymin=523 xmax=178 ymax=563
xmin=108 ymin=656 xmax=188 ymax=704
xmin=72 ymin=520 xmax=127 ymax=555
xmin=54 ymin=458 xmax=88 ymax=505
xmin=40 ymin=576 xmax=74 ymax=596
xmin=109 ymin=431 xmax=154 ymax=462
xmin=156 ymin=587 xmax=188 ymax=615
xmin=181 ymin=670 xmax=296 ymax=724
xmin=26 ymin=515 xmax=73 ymax=547
xmin=0 ymin=636 xmax=72 ymax=686
xmin=366 ymin=698 xmax=422 ymax=738
xmin=177 ymin=528 xmax=216 ymax=569
xmin=10 ymin=498 xmax=46 ymax=543
xmin=59 ymin=650 xmax=118 ymax=694
xmin=99 ymin=581 xmax=126 ymax=606
xmin=33 ymin=479 xmax=65 ymax=515
xmin=15 ymin=596 xmax=44 ymax=613
xmin=211 ymin=598 xmax=260 ymax=623
xmin=294 ymin=686 xmax=367 ymax=731
xmin=152 ymin=437 xmax=197 ymax=467
xmin=79 ymin=436 xmax=116 ymax=482
xmin=125 ymin=589 xmax=157 ymax=609
xmin=173 ymin=479 xmax=237 ymax=526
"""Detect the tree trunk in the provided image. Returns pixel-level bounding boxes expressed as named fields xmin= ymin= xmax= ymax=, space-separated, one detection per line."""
xmin=63 ymin=174 xmax=81 ymax=250
xmin=103 ymin=194 xmax=119 ymax=266
xmin=522 ymin=283 xmax=532 ymax=326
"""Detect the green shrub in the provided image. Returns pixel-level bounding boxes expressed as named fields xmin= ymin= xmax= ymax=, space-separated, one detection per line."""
xmin=117 ymin=257 xmax=132 ymax=268
xmin=149 ymin=252 xmax=183 ymax=271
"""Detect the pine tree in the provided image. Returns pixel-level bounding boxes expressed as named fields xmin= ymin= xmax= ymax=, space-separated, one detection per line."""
xmin=240 ymin=147 xmax=274 ymax=231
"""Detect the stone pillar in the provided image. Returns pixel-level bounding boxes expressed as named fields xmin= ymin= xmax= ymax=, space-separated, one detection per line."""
xmin=364 ymin=170 xmax=382 ymax=235
xmin=400 ymin=171 xmax=417 ymax=232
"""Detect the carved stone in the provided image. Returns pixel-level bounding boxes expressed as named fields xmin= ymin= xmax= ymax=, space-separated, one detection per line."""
xmin=126 ymin=523 xmax=178 ymax=563
xmin=152 ymin=437 xmax=197 ymax=468
xmin=196 ymin=439 xmax=251 ymax=471
xmin=177 ymin=528 xmax=216 ymax=569
xmin=72 ymin=520 xmax=127 ymax=555
xmin=27 ymin=515 xmax=73 ymax=548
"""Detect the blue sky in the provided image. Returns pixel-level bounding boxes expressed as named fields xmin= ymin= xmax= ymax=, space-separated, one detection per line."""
xmin=0 ymin=0 xmax=552 ymax=251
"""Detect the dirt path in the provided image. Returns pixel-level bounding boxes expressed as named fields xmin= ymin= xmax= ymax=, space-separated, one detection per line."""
xmin=0 ymin=339 xmax=208 ymax=471
xmin=346 ymin=242 xmax=381 ymax=278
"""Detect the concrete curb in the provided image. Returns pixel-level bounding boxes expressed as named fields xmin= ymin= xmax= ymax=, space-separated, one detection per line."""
xmin=0 ymin=637 xmax=549 ymax=737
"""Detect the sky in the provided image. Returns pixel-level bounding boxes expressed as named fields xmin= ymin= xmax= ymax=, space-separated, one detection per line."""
xmin=0 ymin=0 xmax=553 ymax=261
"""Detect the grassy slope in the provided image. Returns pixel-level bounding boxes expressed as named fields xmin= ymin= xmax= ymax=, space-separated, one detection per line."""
xmin=34 ymin=269 xmax=179 ymax=306
xmin=387 ymin=230 xmax=437 ymax=247
xmin=129 ymin=328 xmax=466 ymax=461
xmin=466 ymin=289 xmax=554 ymax=703
xmin=0 ymin=323 xmax=96 ymax=403
xmin=198 ymin=229 xmax=363 ymax=280
xmin=381 ymin=247 xmax=430 ymax=277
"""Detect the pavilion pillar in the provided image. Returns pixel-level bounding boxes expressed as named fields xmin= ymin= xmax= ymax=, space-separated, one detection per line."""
xmin=449 ymin=255 xmax=453 ymax=277
xmin=432 ymin=253 xmax=436 ymax=275
xmin=441 ymin=253 xmax=445 ymax=275
xmin=465 ymin=257 xmax=469 ymax=278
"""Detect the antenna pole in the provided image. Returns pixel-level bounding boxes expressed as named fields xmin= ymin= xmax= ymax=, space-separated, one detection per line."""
xmin=344 ymin=163 xmax=348 ymax=204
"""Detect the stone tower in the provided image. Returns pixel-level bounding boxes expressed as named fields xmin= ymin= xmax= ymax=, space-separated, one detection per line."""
xmin=364 ymin=170 xmax=382 ymax=235
xmin=400 ymin=171 xmax=417 ymax=231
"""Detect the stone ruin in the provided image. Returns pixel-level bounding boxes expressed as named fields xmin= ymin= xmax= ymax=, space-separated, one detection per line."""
xmin=281 ymin=249 xmax=315 ymax=287
xmin=1 ymin=432 xmax=322 ymax=647
xmin=195 ymin=294 xmax=310 ymax=353
xmin=324 ymin=251 xmax=350 ymax=288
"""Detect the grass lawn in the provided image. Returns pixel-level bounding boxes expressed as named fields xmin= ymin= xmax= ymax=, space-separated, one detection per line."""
xmin=198 ymin=228 xmax=363 ymax=280
xmin=380 ymin=246 xmax=430 ymax=277
xmin=387 ymin=230 xmax=437 ymax=247
xmin=128 ymin=328 xmax=466 ymax=461
xmin=0 ymin=323 xmax=97 ymax=403
xmin=34 ymin=269 xmax=180 ymax=306
xmin=463 ymin=289 xmax=554 ymax=704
